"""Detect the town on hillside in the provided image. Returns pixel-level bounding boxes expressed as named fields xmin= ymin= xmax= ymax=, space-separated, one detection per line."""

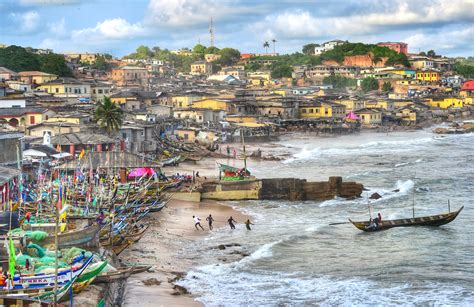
xmin=0 ymin=40 xmax=473 ymax=167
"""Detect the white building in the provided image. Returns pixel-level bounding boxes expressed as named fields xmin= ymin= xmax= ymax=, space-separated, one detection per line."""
xmin=314 ymin=40 xmax=346 ymax=55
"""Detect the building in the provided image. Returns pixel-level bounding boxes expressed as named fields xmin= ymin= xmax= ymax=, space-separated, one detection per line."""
xmin=410 ymin=58 xmax=434 ymax=70
xmin=395 ymin=106 xmax=418 ymax=123
xmin=174 ymin=128 xmax=198 ymax=142
xmin=173 ymin=108 xmax=225 ymax=123
xmin=416 ymin=70 xmax=441 ymax=83
xmin=171 ymin=91 xmax=217 ymax=108
xmin=37 ymin=78 xmax=92 ymax=101
xmin=304 ymin=65 xmax=358 ymax=81
xmin=460 ymin=80 xmax=474 ymax=97
xmin=0 ymin=129 xmax=23 ymax=166
xmin=377 ymin=42 xmax=408 ymax=55
xmin=191 ymin=98 xmax=233 ymax=112
xmin=88 ymin=81 xmax=112 ymax=102
xmin=0 ymin=106 xmax=51 ymax=129
xmin=354 ymin=108 xmax=383 ymax=125
xmin=299 ymin=100 xmax=346 ymax=119
xmin=190 ymin=61 xmax=213 ymax=75
xmin=0 ymin=67 xmax=19 ymax=81
xmin=218 ymin=67 xmax=246 ymax=80
xmin=18 ymin=71 xmax=57 ymax=85
xmin=64 ymin=53 xmax=99 ymax=64
xmin=424 ymin=96 xmax=464 ymax=109
xmin=110 ymin=66 xmax=149 ymax=87
xmin=314 ymin=40 xmax=346 ymax=55
xmin=0 ymin=98 xmax=26 ymax=108
xmin=204 ymin=54 xmax=221 ymax=62
xmin=51 ymin=132 xmax=115 ymax=155
xmin=247 ymin=71 xmax=272 ymax=87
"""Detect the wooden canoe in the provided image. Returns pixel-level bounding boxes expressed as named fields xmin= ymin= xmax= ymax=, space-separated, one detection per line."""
xmin=27 ymin=224 xmax=101 ymax=249
xmin=349 ymin=206 xmax=464 ymax=232
xmin=94 ymin=267 xmax=134 ymax=283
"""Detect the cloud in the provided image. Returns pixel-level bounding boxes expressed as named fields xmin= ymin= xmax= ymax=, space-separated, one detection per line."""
xmin=20 ymin=0 xmax=81 ymax=5
xmin=145 ymin=0 xmax=255 ymax=28
xmin=48 ymin=18 xmax=67 ymax=37
xmin=71 ymin=18 xmax=148 ymax=43
xmin=252 ymin=0 xmax=474 ymax=40
xmin=405 ymin=26 xmax=474 ymax=55
xmin=9 ymin=11 xmax=41 ymax=33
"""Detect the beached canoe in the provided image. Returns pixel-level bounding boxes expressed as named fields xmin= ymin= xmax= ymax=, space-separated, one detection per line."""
xmin=27 ymin=224 xmax=101 ymax=249
xmin=349 ymin=206 xmax=464 ymax=232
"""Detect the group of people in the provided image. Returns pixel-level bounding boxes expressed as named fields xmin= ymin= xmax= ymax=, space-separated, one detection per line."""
xmin=366 ymin=212 xmax=383 ymax=230
xmin=193 ymin=214 xmax=254 ymax=231
xmin=0 ymin=267 xmax=13 ymax=290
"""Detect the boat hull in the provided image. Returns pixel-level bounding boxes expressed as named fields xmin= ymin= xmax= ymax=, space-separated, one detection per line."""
xmin=349 ymin=206 xmax=464 ymax=232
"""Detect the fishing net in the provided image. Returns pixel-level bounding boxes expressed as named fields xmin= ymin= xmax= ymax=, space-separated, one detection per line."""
xmin=15 ymin=254 xmax=33 ymax=266
xmin=26 ymin=243 xmax=47 ymax=257
xmin=9 ymin=228 xmax=26 ymax=236
xmin=28 ymin=231 xmax=48 ymax=241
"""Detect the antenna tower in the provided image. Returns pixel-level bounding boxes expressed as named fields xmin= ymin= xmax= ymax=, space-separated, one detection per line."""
xmin=209 ymin=17 xmax=214 ymax=47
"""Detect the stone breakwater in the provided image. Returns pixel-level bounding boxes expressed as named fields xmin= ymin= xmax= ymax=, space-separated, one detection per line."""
xmin=196 ymin=176 xmax=364 ymax=201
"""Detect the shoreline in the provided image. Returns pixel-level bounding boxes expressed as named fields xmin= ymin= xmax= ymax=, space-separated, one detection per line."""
xmin=119 ymin=199 xmax=251 ymax=306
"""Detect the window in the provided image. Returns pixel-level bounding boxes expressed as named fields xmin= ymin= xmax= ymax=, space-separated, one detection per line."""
xmin=30 ymin=116 xmax=35 ymax=124
xmin=301 ymin=109 xmax=306 ymax=113
xmin=55 ymin=88 xmax=59 ymax=93
xmin=198 ymin=116 xmax=202 ymax=120
xmin=98 ymin=89 xmax=103 ymax=94
xmin=122 ymin=133 xmax=127 ymax=139
xmin=361 ymin=115 xmax=365 ymax=120
xmin=309 ymin=109 xmax=314 ymax=113
xmin=325 ymin=110 xmax=328 ymax=115
xmin=184 ymin=133 xmax=188 ymax=140
xmin=93 ymin=89 xmax=96 ymax=94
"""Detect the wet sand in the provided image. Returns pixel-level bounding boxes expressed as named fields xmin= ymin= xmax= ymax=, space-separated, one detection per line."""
xmin=120 ymin=199 xmax=250 ymax=306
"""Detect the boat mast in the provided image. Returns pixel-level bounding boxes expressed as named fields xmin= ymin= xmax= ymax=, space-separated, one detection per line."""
xmin=53 ymin=123 xmax=62 ymax=306
xmin=412 ymin=173 xmax=416 ymax=218
xmin=241 ymin=129 xmax=246 ymax=170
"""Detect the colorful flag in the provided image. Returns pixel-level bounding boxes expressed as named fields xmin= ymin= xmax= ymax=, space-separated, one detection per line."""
xmin=8 ymin=237 xmax=15 ymax=284
xmin=79 ymin=149 xmax=85 ymax=160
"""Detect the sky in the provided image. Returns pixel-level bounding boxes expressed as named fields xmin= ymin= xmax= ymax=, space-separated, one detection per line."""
xmin=1 ymin=0 xmax=473 ymax=57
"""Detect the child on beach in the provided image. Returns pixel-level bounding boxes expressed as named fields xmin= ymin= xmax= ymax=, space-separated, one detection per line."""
xmin=206 ymin=214 xmax=214 ymax=230
xmin=193 ymin=215 xmax=204 ymax=230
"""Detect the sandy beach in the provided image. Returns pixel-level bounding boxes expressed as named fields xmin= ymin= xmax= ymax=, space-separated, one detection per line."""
xmin=119 ymin=199 xmax=250 ymax=306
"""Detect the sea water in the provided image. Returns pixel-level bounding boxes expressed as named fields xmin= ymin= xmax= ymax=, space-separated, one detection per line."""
xmin=179 ymin=130 xmax=474 ymax=306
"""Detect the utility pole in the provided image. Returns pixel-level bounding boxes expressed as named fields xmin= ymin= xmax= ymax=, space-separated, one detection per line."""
xmin=209 ymin=17 xmax=214 ymax=47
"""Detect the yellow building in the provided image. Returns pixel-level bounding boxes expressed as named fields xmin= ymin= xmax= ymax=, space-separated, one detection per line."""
xmin=191 ymin=99 xmax=232 ymax=112
xmin=354 ymin=108 xmax=382 ymax=125
xmin=425 ymin=96 xmax=464 ymax=109
xmin=174 ymin=128 xmax=198 ymax=142
xmin=171 ymin=91 xmax=216 ymax=108
xmin=416 ymin=70 xmax=440 ymax=82
xmin=364 ymin=100 xmax=395 ymax=111
xmin=36 ymin=78 xmax=91 ymax=98
xmin=247 ymin=71 xmax=272 ymax=87
xmin=64 ymin=53 xmax=98 ymax=64
xmin=19 ymin=71 xmax=57 ymax=85
xmin=190 ymin=61 xmax=213 ymax=75
xmin=225 ymin=115 xmax=258 ymax=124
xmin=396 ymin=107 xmax=417 ymax=123
xmin=204 ymin=54 xmax=221 ymax=62
xmin=335 ymin=98 xmax=364 ymax=112
xmin=45 ymin=113 xmax=92 ymax=125
xmin=299 ymin=101 xmax=346 ymax=119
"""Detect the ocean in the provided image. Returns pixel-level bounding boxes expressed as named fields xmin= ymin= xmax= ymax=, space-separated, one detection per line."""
xmin=178 ymin=130 xmax=474 ymax=306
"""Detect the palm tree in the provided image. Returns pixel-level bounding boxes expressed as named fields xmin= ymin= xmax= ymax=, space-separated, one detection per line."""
xmin=93 ymin=97 xmax=124 ymax=135
xmin=263 ymin=41 xmax=270 ymax=54
xmin=272 ymin=39 xmax=277 ymax=54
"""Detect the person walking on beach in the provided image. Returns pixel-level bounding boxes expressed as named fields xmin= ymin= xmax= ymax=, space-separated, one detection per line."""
xmin=244 ymin=219 xmax=254 ymax=230
xmin=193 ymin=215 xmax=204 ymax=230
xmin=226 ymin=145 xmax=230 ymax=156
xmin=233 ymin=148 xmax=237 ymax=159
xmin=206 ymin=214 xmax=214 ymax=230
xmin=228 ymin=216 xmax=237 ymax=229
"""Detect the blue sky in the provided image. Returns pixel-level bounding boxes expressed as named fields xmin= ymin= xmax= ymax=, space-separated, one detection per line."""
xmin=1 ymin=0 xmax=473 ymax=57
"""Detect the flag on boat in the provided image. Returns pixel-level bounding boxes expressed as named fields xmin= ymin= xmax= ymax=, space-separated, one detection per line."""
xmin=8 ymin=237 xmax=15 ymax=285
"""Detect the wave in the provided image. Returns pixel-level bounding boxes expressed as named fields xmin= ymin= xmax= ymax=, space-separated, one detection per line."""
xmin=178 ymin=268 xmax=473 ymax=306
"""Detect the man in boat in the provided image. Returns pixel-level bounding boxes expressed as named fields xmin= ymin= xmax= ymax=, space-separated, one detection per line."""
xmin=193 ymin=216 xmax=204 ymax=230
xmin=206 ymin=214 xmax=214 ymax=230
xmin=228 ymin=216 xmax=237 ymax=229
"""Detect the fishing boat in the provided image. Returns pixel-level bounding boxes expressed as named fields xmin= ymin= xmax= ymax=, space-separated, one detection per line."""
xmin=26 ymin=224 xmax=101 ymax=249
xmin=12 ymin=256 xmax=94 ymax=289
xmin=161 ymin=155 xmax=181 ymax=167
xmin=349 ymin=206 xmax=464 ymax=232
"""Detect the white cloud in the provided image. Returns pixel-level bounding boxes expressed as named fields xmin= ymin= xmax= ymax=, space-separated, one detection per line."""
xmin=252 ymin=0 xmax=474 ymax=40
xmin=48 ymin=18 xmax=67 ymax=37
xmin=20 ymin=0 xmax=80 ymax=5
xmin=9 ymin=11 xmax=40 ymax=33
xmin=145 ymin=0 xmax=252 ymax=28
xmin=405 ymin=27 xmax=474 ymax=55
xmin=71 ymin=18 xmax=148 ymax=43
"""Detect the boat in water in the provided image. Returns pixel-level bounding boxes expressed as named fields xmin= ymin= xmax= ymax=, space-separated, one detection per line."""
xmin=349 ymin=206 xmax=464 ymax=232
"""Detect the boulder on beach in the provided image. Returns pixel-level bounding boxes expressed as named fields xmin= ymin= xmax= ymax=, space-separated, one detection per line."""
xmin=370 ymin=192 xmax=382 ymax=200
xmin=142 ymin=278 xmax=161 ymax=286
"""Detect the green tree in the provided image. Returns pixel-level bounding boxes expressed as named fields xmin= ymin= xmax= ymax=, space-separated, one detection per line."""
xmin=193 ymin=44 xmax=207 ymax=55
xmin=382 ymin=81 xmax=393 ymax=93
xmin=323 ymin=75 xmax=357 ymax=89
xmin=361 ymin=77 xmax=379 ymax=92
xmin=263 ymin=41 xmax=270 ymax=53
xmin=419 ymin=51 xmax=427 ymax=56
xmin=93 ymin=97 xmax=124 ymax=135
xmin=92 ymin=55 xmax=108 ymax=71
xmin=135 ymin=45 xmax=153 ymax=58
xmin=302 ymin=43 xmax=319 ymax=55
xmin=39 ymin=53 xmax=73 ymax=77
xmin=0 ymin=45 xmax=40 ymax=71
xmin=454 ymin=63 xmax=474 ymax=79
xmin=206 ymin=46 xmax=220 ymax=54
xmin=427 ymin=50 xmax=436 ymax=57
xmin=271 ymin=64 xmax=292 ymax=78
xmin=218 ymin=48 xmax=240 ymax=66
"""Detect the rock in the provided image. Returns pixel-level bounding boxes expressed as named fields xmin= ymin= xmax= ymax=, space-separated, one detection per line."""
xmin=173 ymin=284 xmax=189 ymax=294
xmin=218 ymin=244 xmax=226 ymax=250
xmin=142 ymin=278 xmax=161 ymax=286
xmin=392 ymin=189 xmax=400 ymax=193
xmin=370 ymin=192 xmax=382 ymax=200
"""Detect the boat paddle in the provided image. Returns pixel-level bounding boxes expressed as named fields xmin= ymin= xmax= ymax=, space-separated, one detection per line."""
xmin=329 ymin=221 xmax=350 ymax=226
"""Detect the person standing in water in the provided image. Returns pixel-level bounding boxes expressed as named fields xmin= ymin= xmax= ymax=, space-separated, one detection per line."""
xmin=228 ymin=216 xmax=237 ymax=229
xmin=244 ymin=219 xmax=254 ymax=230
xmin=193 ymin=215 xmax=204 ymax=230
xmin=206 ymin=214 xmax=214 ymax=230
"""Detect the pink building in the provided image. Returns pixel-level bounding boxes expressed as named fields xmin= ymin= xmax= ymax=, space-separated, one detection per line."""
xmin=377 ymin=42 xmax=408 ymax=55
